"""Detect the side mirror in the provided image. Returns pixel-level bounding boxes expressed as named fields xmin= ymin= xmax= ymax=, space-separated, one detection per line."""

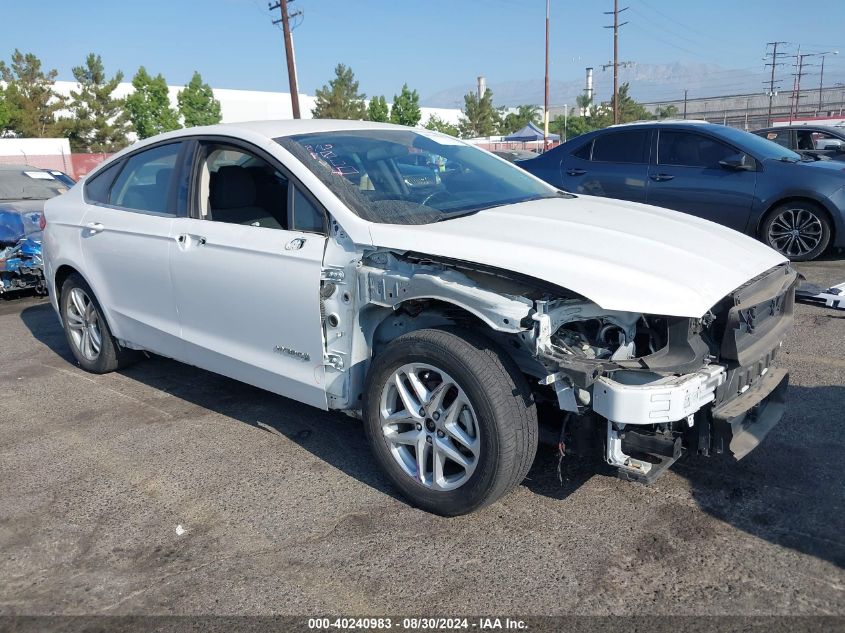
xmin=719 ymin=153 xmax=755 ymax=171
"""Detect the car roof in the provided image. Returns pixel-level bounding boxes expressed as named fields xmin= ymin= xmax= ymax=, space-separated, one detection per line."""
xmin=606 ymin=119 xmax=711 ymax=128
xmin=168 ymin=119 xmax=410 ymax=140
xmin=757 ymin=124 xmax=845 ymax=132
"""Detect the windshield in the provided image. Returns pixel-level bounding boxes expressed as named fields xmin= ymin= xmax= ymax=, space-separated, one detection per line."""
xmin=715 ymin=126 xmax=803 ymax=162
xmin=0 ymin=168 xmax=69 ymax=201
xmin=276 ymin=129 xmax=562 ymax=225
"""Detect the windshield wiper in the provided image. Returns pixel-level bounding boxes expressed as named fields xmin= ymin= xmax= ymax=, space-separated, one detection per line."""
xmin=779 ymin=156 xmax=800 ymax=163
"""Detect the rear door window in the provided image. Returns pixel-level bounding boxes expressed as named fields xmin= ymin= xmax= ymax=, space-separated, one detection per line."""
xmin=590 ymin=130 xmax=649 ymax=163
xmin=760 ymin=129 xmax=792 ymax=148
xmin=109 ymin=143 xmax=182 ymax=214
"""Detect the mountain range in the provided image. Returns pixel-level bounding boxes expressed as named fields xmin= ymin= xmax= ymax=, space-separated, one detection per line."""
xmin=422 ymin=61 xmax=836 ymax=108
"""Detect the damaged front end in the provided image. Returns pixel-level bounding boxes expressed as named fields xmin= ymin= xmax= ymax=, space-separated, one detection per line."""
xmin=0 ymin=209 xmax=46 ymax=296
xmin=0 ymin=237 xmax=45 ymax=296
xmin=345 ymin=250 xmax=796 ymax=484
xmin=533 ymin=263 xmax=797 ymax=482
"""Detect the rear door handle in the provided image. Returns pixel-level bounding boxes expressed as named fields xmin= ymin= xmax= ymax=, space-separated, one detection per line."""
xmin=566 ymin=168 xmax=586 ymax=176
xmin=649 ymin=173 xmax=675 ymax=182
xmin=85 ymin=222 xmax=104 ymax=234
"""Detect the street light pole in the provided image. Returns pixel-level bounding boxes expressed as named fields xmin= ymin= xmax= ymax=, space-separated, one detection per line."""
xmin=563 ymin=104 xmax=567 ymax=142
xmin=543 ymin=0 xmax=550 ymax=149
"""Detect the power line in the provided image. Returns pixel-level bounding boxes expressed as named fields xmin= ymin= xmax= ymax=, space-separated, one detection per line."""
xmin=269 ymin=0 xmax=302 ymax=119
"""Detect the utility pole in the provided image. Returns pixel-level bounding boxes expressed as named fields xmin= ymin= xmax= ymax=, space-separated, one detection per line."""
xmin=682 ymin=89 xmax=688 ymax=119
xmin=604 ymin=0 xmax=628 ymax=124
xmin=764 ymin=41 xmax=788 ymax=126
xmin=790 ymin=47 xmax=808 ymax=124
xmin=789 ymin=49 xmax=837 ymax=122
xmin=544 ymin=0 xmax=550 ymax=148
xmin=269 ymin=0 xmax=302 ymax=119
xmin=818 ymin=51 xmax=839 ymax=113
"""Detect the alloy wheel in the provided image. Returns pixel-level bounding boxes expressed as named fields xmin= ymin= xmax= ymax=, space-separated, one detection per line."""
xmin=65 ymin=287 xmax=102 ymax=361
xmin=379 ymin=362 xmax=481 ymax=491
xmin=767 ymin=208 xmax=824 ymax=258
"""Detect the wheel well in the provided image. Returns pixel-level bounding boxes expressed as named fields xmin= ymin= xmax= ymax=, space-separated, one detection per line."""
xmin=370 ymin=300 xmax=488 ymax=357
xmin=53 ymin=264 xmax=80 ymax=304
xmin=758 ymin=197 xmax=836 ymax=242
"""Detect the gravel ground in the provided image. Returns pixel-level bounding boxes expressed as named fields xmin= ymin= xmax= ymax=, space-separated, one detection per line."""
xmin=0 ymin=259 xmax=843 ymax=619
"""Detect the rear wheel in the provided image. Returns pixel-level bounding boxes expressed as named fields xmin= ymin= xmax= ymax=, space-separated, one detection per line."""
xmin=363 ymin=327 xmax=538 ymax=516
xmin=60 ymin=273 xmax=137 ymax=373
xmin=762 ymin=202 xmax=831 ymax=261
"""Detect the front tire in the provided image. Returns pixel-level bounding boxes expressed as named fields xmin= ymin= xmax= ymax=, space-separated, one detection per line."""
xmin=60 ymin=273 xmax=136 ymax=373
xmin=762 ymin=202 xmax=831 ymax=261
xmin=363 ymin=327 xmax=538 ymax=516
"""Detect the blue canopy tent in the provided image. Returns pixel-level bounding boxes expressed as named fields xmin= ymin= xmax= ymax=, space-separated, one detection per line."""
xmin=503 ymin=121 xmax=559 ymax=143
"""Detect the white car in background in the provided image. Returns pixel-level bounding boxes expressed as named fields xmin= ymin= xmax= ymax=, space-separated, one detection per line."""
xmin=43 ymin=120 xmax=796 ymax=516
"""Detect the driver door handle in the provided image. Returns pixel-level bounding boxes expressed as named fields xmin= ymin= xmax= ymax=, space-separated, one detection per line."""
xmin=285 ymin=237 xmax=306 ymax=251
xmin=649 ymin=173 xmax=675 ymax=182
xmin=566 ymin=168 xmax=586 ymax=176
xmin=85 ymin=222 xmax=104 ymax=234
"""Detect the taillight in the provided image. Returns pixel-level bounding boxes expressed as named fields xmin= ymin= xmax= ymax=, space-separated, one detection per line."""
xmin=39 ymin=213 xmax=46 ymax=230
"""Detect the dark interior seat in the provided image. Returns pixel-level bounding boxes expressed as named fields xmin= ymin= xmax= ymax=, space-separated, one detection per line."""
xmin=209 ymin=165 xmax=282 ymax=228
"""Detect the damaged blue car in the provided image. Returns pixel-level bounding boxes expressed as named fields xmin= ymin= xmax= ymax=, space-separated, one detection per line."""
xmin=0 ymin=164 xmax=72 ymax=296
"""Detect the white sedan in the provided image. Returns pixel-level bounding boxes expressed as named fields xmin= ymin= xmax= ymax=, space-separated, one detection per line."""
xmin=43 ymin=120 xmax=796 ymax=515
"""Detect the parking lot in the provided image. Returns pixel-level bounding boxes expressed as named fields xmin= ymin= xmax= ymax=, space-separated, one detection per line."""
xmin=1 ymin=258 xmax=843 ymax=617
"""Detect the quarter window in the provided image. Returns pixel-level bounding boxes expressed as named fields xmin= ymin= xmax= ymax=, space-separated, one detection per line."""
xmin=590 ymin=130 xmax=649 ymax=164
xmin=291 ymin=187 xmax=325 ymax=233
xmin=84 ymin=160 xmax=123 ymax=204
xmin=657 ymin=131 xmax=738 ymax=168
xmin=109 ymin=143 xmax=182 ymax=213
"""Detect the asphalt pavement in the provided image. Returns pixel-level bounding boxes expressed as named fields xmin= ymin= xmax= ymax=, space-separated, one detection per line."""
xmin=0 ymin=259 xmax=843 ymax=618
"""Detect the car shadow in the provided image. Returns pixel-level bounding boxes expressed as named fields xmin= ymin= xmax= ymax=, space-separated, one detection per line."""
xmin=525 ymin=384 xmax=845 ymax=570
xmin=18 ymin=302 xmax=407 ymax=507
xmin=19 ymin=303 xmax=845 ymax=568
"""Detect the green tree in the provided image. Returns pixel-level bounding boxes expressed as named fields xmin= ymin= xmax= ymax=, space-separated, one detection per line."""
xmin=423 ymin=114 xmax=460 ymax=137
xmin=367 ymin=95 xmax=389 ymax=122
xmin=124 ymin=67 xmax=180 ymax=139
xmin=389 ymin=83 xmax=421 ymax=127
xmin=311 ymin=64 xmax=366 ymax=120
xmin=500 ymin=104 xmax=540 ymax=135
xmin=63 ymin=53 xmax=130 ymax=152
xmin=177 ymin=71 xmax=222 ymax=127
xmin=655 ymin=104 xmax=679 ymax=119
xmin=458 ymin=89 xmax=501 ymax=138
xmin=0 ymin=49 xmax=65 ymax=137
xmin=551 ymin=95 xmax=613 ymax=139
xmin=613 ymin=83 xmax=652 ymax=123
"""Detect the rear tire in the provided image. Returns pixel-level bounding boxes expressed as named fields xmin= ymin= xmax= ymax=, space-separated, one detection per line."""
xmin=60 ymin=273 xmax=138 ymax=373
xmin=363 ymin=327 xmax=538 ymax=516
xmin=761 ymin=201 xmax=831 ymax=261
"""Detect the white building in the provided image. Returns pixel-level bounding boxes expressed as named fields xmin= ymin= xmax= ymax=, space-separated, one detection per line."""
xmin=52 ymin=81 xmax=462 ymax=126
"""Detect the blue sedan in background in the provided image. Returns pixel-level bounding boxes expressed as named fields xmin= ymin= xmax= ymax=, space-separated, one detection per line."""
xmin=519 ymin=121 xmax=845 ymax=261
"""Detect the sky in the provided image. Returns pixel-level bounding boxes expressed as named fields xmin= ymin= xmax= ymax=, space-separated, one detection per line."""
xmin=2 ymin=0 xmax=844 ymax=105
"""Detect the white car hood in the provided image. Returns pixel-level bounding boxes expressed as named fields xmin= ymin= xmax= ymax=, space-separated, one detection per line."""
xmin=367 ymin=195 xmax=787 ymax=317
